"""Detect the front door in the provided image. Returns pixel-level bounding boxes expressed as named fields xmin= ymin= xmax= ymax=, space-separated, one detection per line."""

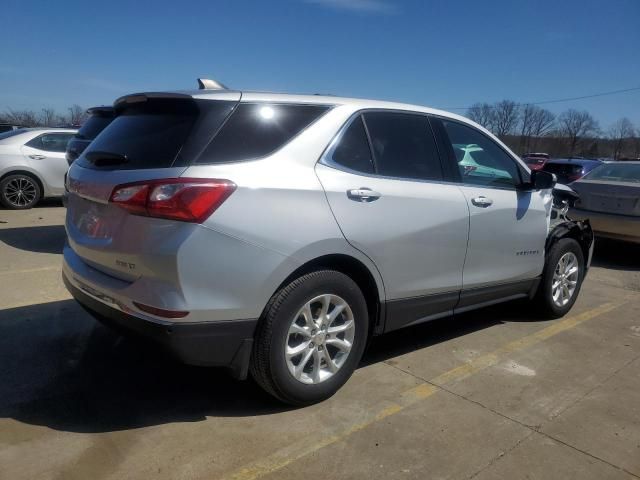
xmin=437 ymin=118 xmax=549 ymax=303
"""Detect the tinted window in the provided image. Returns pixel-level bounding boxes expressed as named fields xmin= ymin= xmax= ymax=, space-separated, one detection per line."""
xmin=328 ymin=116 xmax=374 ymax=174
xmin=583 ymin=163 xmax=640 ymax=183
xmin=26 ymin=133 xmax=74 ymax=152
xmin=79 ymin=98 xmax=235 ymax=169
xmin=198 ymin=104 xmax=330 ymax=164
xmin=442 ymin=120 xmax=521 ymax=188
xmin=543 ymin=163 xmax=583 ymax=176
xmin=363 ymin=112 xmax=443 ymax=181
xmin=77 ymin=115 xmax=113 ymax=141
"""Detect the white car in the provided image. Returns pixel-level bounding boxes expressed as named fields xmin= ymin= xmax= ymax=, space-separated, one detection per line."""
xmin=0 ymin=128 xmax=77 ymax=209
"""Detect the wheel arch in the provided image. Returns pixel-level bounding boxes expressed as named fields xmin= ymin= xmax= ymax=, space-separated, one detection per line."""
xmin=273 ymin=253 xmax=385 ymax=338
xmin=546 ymin=220 xmax=594 ymax=272
xmin=0 ymin=169 xmax=46 ymax=197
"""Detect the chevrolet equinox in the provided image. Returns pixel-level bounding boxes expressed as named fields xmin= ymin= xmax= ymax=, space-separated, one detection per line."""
xmin=63 ymin=80 xmax=593 ymax=405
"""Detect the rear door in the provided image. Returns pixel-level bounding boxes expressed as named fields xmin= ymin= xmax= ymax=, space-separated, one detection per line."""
xmin=435 ymin=117 xmax=549 ymax=305
xmin=316 ymin=111 xmax=469 ymax=331
xmin=22 ymin=132 xmax=74 ymax=193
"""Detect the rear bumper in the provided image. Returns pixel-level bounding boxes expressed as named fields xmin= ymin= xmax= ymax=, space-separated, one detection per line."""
xmin=63 ymin=271 xmax=257 ymax=378
xmin=570 ymin=208 xmax=640 ymax=244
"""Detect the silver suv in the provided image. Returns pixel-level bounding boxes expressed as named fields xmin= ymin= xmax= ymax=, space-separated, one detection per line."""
xmin=63 ymin=81 xmax=593 ymax=405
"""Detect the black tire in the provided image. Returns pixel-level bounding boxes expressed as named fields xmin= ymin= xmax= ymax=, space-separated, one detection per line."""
xmin=534 ymin=238 xmax=585 ymax=319
xmin=0 ymin=174 xmax=42 ymax=210
xmin=250 ymin=270 xmax=369 ymax=406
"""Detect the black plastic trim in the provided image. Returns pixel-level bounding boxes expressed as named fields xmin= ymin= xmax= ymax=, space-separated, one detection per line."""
xmin=384 ymin=291 xmax=460 ymax=333
xmin=456 ymin=279 xmax=538 ymax=312
xmin=63 ymin=272 xmax=257 ymax=378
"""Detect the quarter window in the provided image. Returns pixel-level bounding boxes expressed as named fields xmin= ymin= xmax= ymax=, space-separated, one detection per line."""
xmin=198 ymin=104 xmax=330 ymax=164
xmin=363 ymin=112 xmax=443 ymax=181
xmin=442 ymin=120 xmax=521 ymax=188
xmin=26 ymin=133 xmax=74 ymax=153
xmin=328 ymin=116 xmax=374 ymax=174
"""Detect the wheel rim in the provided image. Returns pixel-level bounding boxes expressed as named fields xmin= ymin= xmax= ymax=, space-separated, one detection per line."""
xmin=285 ymin=294 xmax=355 ymax=385
xmin=4 ymin=177 xmax=37 ymax=207
xmin=551 ymin=252 xmax=579 ymax=307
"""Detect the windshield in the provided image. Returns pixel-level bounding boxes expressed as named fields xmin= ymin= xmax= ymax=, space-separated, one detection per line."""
xmin=583 ymin=163 xmax=640 ymax=183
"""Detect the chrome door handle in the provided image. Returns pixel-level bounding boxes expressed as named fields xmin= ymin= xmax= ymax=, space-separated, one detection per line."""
xmin=471 ymin=196 xmax=493 ymax=207
xmin=29 ymin=154 xmax=46 ymax=160
xmin=347 ymin=188 xmax=381 ymax=202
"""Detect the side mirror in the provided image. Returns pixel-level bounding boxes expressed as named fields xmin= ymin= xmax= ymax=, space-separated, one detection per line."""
xmin=530 ymin=170 xmax=556 ymax=190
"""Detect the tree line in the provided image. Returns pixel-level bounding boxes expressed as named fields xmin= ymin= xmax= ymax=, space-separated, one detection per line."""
xmin=0 ymin=105 xmax=87 ymax=129
xmin=2 ymin=101 xmax=638 ymax=160
xmin=466 ymin=100 xmax=639 ymax=160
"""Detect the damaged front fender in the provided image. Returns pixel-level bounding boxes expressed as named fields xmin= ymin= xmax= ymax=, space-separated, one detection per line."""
xmin=547 ymin=185 xmax=595 ymax=271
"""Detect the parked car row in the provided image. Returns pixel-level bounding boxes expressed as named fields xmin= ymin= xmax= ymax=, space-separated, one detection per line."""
xmin=0 ymin=107 xmax=114 ymax=209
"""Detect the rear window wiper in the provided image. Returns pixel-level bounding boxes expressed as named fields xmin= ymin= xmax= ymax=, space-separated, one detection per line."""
xmin=85 ymin=151 xmax=128 ymax=167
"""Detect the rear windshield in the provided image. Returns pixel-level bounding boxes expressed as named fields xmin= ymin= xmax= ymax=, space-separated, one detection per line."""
xmin=77 ymin=98 xmax=236 ymax=170
xmin=196 ymin=103 xmax=331 ymax=164
xmin=77 ymin=115 xmax=114 ymax=141
xmin=544 ymin=163 xmax=583 ymax=175
xmin=583 ymin=163 xmax=640 ymax=183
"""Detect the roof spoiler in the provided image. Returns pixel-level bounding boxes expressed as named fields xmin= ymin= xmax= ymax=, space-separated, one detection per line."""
xmin=197 ymin=78 xmax=228 ymax=90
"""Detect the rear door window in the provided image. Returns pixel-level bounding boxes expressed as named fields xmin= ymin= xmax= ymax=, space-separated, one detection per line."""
xmin=78 ymin=98 xmax=236 ymax=170
xmin=26 ymin=133 xmax=74 ymax=152
xmin=197 ymin=103 xmax=331 ymax=164
xmin=362 ymin=112 xmax=443 ymax=181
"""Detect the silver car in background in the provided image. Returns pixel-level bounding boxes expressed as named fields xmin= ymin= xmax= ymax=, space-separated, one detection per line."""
xmin=570 ymin=161 xmax=640 ymax=243
xmin=63 ymin=81 xmax=593 ymax=405
xmin=0 ymin=128 xmax=77 ymax=209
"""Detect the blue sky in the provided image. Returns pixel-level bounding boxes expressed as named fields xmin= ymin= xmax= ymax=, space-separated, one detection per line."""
xmin=2 ymin=0 xmax=639 ymax=128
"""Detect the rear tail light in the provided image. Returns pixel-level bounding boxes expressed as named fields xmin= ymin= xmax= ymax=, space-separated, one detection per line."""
xmin=110 ymin=178 xmax=236 ymax=223
xmin=567 ymin=169 xmax=584 ymax=182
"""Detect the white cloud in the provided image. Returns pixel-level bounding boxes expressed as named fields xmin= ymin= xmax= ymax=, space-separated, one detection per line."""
xmin=304 ymin=0 xmax=398 ymax=14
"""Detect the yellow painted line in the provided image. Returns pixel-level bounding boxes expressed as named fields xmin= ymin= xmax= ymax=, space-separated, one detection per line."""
xmin=0 ymin=266 xmax=60 ymax=276
xmin=227 ymin=300 xmax=626 ymax=480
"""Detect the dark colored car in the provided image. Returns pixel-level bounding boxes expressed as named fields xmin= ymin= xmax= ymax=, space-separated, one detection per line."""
xmin=0 ymin=124 xmax=26 ymax=134
xmin=65 ymin=106 xmax=115 ymax=165
xmin=542 ymin=158 xmax=602 ymax=184
xmin=522 ymin=153 xmax=550 ymax=171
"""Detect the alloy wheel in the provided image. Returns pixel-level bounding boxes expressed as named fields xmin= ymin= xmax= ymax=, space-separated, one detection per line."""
xmin=4 ymin=177 xmax=37 ymax=207
xmin=551 ymin=252 xmax=579 ymax=307
xmin=285 ymin=294 xmax=355 ymax=384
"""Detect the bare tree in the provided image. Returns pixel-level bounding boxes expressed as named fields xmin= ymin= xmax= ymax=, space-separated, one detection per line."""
xmin=608 ymin=117 xmax=635 ymax=160
xmin=2 ymin=108 xmax=40 ymax=127
xmin=492 ymin=100 xmax=519 ymax=138
xmin=528 ymin=107 xmax=555 ymax=151
xmin=40 ymin=108 xmax=57 ymax=127
xmin=466 ymin=103 xmax=496 ymax=131
xmin=557 ymin=109 xmax=599 ymax=157
xmin=67 ymin=104 xmax=86 ymax=126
